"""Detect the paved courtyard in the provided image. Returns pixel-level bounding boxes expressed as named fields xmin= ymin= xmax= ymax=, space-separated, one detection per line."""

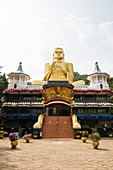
xmin=0 ymin=137 xmax=113 ymax=170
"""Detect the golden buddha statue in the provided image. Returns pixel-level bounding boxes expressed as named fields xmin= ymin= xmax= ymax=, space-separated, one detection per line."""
xmin=32 ymin=47 xmax=85 ymax=86
xmin=44 ymin=47 xmax=74 ymax=82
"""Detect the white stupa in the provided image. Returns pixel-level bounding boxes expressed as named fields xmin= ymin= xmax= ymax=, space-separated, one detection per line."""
xmin=87 ymin=62 xmax=109 ymax=90
xmin=7 ymin=62 xmax=30 ymax=89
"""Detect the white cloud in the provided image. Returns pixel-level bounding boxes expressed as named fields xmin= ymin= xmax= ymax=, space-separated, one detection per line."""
xmin=100 ymin=61 xmax=113 ymax=77
xmin=26 ymin=44 xmax=52 ymax=81
xmin=76 ymin=60 xmax=94 ymax=75
xmin=65 ymin=14 xmax=113 ymax=48
xmin=1 ymin=4 xmax=113 ymax=82
xmin=98 ymin=21 xmax=113 ymax=46
xmin=65 ymin=14 xmax=97 ymax=43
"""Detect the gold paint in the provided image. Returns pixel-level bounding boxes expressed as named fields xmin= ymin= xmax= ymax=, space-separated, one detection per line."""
xmin=42 ymin=86 xmax=74 ymax=103
xmin=92 ymin=141 xmax=99 ymax=149
xmin=76 ymin=135 xmax=81 ymax=139
xmin=70 ymin=107 xmax=73 ymax=115
xmin=103 ymin=128 xmax=106 ymax=131
xmin=33 ymin=135 xmax=38 ymax=139
xmin=72 ymin=80 xmax=85 ymax=86
xmin=53 ymin=47 xmax=64 ymax=61
xmin=32 ymin=47 xmax=85 ymax=86
xmin=44 ymin=47 xmax=74 ymax=82
xmin=32 ymin=80 xmax=45 ymax=85
xmin=11 ymin=140 xmax=18 ymax=149
xmin=81 ymin=137 xmax=87 ymax=143
xmin=72 ymin=114 xmax=81 ymax=129
xmin=109 ymin=134 xmax=112 ymax=138
xmin=33 ymin=114 xmax=44 ymax=129
xmin=25 ymin=137 xmax=30 ymax=143
xmin=33 ymin=48 xmax=84 ymax=130
xmin=0 ymin=134 xmax=4 ymax=139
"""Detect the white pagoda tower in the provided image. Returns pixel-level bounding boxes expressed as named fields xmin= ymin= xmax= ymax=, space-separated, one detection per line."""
xmin=7 ymin=62 xmax=30 ymax=89
xmin=87 ymin=62 xmax=109 ymax=90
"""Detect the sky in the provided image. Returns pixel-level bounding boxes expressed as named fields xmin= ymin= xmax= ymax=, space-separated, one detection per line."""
xmin=0 ymin=0 xmax=113 ymax=81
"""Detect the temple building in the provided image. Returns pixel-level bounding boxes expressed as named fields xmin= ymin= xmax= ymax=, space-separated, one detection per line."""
xmin=0 ymin=47 xmax=113 ymax=138
xmin=7 ymin=62 xmax=30 ymax=89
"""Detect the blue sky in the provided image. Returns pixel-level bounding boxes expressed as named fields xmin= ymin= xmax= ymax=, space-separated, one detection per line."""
xmin=0 ymin=0 xmax=113 ymax=81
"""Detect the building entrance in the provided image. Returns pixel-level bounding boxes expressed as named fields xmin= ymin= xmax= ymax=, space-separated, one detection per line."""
xmin=42 ymin=103 xmax=74 ymax=138
xmin=45 ymin=104 xmax=70 ymax=116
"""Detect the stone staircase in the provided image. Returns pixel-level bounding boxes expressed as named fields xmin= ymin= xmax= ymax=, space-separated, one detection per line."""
xmin=41 ymin=116 xmax=74 ymax=138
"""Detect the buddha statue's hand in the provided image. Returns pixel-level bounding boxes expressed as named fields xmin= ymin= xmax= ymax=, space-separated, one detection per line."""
xmin=50 ymin=61 xmax=55 ymax=69
xmin=50 ymin=61 xmax=57 ymax=71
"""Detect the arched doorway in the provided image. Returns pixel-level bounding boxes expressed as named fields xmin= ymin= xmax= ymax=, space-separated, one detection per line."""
xmin=45 ymin=102 xmax=70 ymax=116
xmin=100 ymin=84 xmax=103 ymax=89
xmin=42 ymin=100 xmax=74 ymax=138
xmin=14 ymin=84 xmax=17 ymax=88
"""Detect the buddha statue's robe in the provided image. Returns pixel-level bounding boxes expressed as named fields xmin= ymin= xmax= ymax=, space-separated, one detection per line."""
xmin=44 ymin=60 xmax=74 ymax=82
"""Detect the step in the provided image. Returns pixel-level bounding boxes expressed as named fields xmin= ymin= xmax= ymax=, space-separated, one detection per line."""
xmin=42 ymin=116 xmax=74 ymax=138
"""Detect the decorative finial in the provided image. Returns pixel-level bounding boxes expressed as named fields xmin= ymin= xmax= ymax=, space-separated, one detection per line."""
xmin=94 ymin=62 xmax=101 ymax=73
xmin=17 ymin=62 xmax=23 ymax=72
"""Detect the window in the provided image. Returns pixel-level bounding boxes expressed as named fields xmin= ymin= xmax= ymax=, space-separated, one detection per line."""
xmin=77 ymin=109 xmax=83 ymax=114
xmin=96 ymin=95 xmax=107 ymax=102
xmin=33 ymin=95 xmax=42 ymax=101
xmin=17 ymin=76 xmax=19 ymax=81
xmin=9 ymin=94 xmax=19 ymax=100
xmin=20 ymin=108 xmax=31 ymax=113
xmin=22 ymin=95 xmax=32 ymax=101
xmin=92 ymin=76 xmax=95 ymax=82
xmin=8 ymin=108 xmax=19 ymax=113
xmin=73 ymin=108 xmax=77 ymax=114
xmin=22 ymin=76 xmax=25 ymax=82
xmin=97 ymin=108 xmax=108 ymax=114
xmin=14 ymin=84 xmax=17 ymax=88
xmin=83 ymin=95 xmax=95 ymax=102
xmin=84 ymin=108 xmax=97 ymax=114
xmin=100 ymin=84 xmax=103 ymax=89
xmin=74 ymin=95 xmax=82 ymax=101
xmin=98 ymin=76 xmax=102 ymax=81
xmin=32 ymin=108 xmax=43 ymax=114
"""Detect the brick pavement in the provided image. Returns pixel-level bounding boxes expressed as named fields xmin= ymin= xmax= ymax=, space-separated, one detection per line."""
xmin=0 ymin=138 xmax=113 ymax=170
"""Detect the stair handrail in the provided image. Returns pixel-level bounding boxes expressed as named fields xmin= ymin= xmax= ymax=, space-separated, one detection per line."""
xmin=72 ymin=114 xmax=81 ymax=129
xmin=33 ymin=114 xmax=44 ymax=129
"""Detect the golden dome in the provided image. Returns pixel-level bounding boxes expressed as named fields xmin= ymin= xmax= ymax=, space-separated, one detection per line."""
xmin=72 ymin=80 xmax=85 ymax=86
xmin=32 ymin=80 xmax=45 ymax=85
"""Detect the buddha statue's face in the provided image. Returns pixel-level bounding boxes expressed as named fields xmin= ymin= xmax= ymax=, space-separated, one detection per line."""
xmin=53 ymin=48 xmax=64 ymax=61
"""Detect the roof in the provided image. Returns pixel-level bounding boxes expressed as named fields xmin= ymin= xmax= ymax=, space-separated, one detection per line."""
xmin=8 ymin=62 xmax=30 ymax=79
xmin=71 ymin=102 xmax=113 ymax=107
xmin=88 ymin=62 xmax=109 ymax=77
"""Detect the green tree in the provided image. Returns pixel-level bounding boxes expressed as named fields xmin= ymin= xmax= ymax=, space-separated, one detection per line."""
xmin=27 ymin=82 xmax=31 ymax=85
xmin=74 ymin=72 xmax=90 ymax=85
xmin=108 ymin=96 xmax=113 ymax=103
xmin=107 ymin=77 xmax=113 ymax=91
xmin=109 ymin=84 xmax=113 ymax=91
xmin=108 ymin=77 xmax=113 ymax=114
xmin=0 ymin=68 xmax=8 ymax=98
